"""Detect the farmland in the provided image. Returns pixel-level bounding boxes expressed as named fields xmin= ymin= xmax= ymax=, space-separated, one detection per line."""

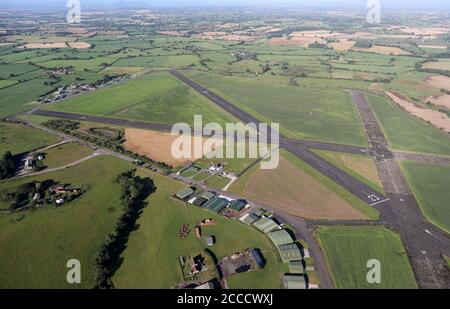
xmin=42 ymin=142 xmax=94 ymax=169
xmin=186 ymin=71 xmax=368 ymax=146
xmin=401 ymin=161 xmax=450 ymax=234
xmin=0 ymin=156 xmax=134 ymax=288
xmin=316 ymin=226 xmax=418 ymax=289
xmin=111 ymin=169 xmax=282 ymax=289
xmin=0 ymin=121 xmax=59 ymax=155
xmin=229 ymin=150 xmax=378 ymax=220
xmin=48 ymin=72 xmax=237 ymax=126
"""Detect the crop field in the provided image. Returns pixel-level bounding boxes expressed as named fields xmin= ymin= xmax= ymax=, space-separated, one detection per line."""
xmin=366 ymin=93 xmax=450 ymax=155
xmin=312 ymin=149 xmax=384 ymax=194
xmin=111 ymin=170 xmax=282 ymax=289
xmin=229 ymin=150 xmax=378 ymax=220
xmin=48 ymin=72 xmax=236 ymax=126
xmin=316 ymin=226 xmax=418 ymax=289
xmin=0 ymin=121 xmax=59 ymax=155
xmin=0 ymin=156 xmax=134 ymax=288
xmin=401 ymin=161 xmax=450 ymax=233
xmin=186 ymin=71 xmax=368 ymax=146
xmin=42 ymin=142 xmax=94 ymax=169
xmin=0 ymin=78 xmax=55 ymax=117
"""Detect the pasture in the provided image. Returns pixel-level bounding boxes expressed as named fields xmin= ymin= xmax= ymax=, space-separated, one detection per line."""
xmin=42 ymin=142 xmax=94 ymax=169
xmin=186 ymin=71 xmax=368 ymax=146
xmin=49 ymin=72 xmax=237 ymax=126
xmin=401 ymin=161 xmax=450 ymax=234
xmin=0 ymin=121 xmax=59 ymax=155
xmin=0 ymin=156 xmax=134 ymax=288
xmin=316 ymin=226 xmax=418 ymax=289
xmin=111 ymin=169 xmax=282 ymax=289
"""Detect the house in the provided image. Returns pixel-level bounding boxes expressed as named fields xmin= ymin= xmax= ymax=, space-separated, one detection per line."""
xmin=209 ymin=163 xmax=224 ymax=173
xmin=24 ymin=155 xmax=35 ymax=170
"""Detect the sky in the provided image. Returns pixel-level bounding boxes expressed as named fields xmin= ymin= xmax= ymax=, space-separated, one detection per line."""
xmin=1 ymin=0 xmax=450 ymax=10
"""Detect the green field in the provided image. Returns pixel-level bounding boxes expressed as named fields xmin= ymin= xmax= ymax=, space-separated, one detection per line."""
xmin=316 ymin=226 xmax=418 ymax=289
xmin=0 ymin=156 xmax=134 ymax=288
xmin=0 ymin=121 xmax=59 ymax=155
xmin=186 ymin=71 xmax=368 ymax=146
xmin=112 ymin=169 xmax=282 ymax=288
xmin=401 ymin=161 xmax=450 ymax=234
xmin=42 ymin=142 xmax=94 ymax=169
xmin=48 ymin=71 xmax=237 ymax=126
xmin=367 ymin=93 xmax=450 ymax=156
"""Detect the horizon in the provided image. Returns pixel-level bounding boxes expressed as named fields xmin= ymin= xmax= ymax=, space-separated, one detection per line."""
xmin=1 ymin=0 xmax=450 ymax=11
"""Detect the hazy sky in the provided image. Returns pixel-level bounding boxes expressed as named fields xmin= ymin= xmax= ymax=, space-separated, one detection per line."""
xmin=1 ymin=0 xmax=450 ymax=10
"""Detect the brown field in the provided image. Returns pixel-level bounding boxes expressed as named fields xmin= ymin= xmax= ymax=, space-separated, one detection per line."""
xmin=241 ymin=156 xmax=369 ymax=220
xmin=329 ymin=39 xmax=355 ymax=51
xmin=427 ymin=76 xmax=450 ymax=91
xmin=20 ymin=42 xmax=68 ymax=49
xmin=67 ymin=27 xmax=89 ymax=34
xmin=353 ymin=45 xmax=410 ymax=55
xmin=266 ymin=36 xmax=326 ymax=47
xmin=426 ymin=94 xmax=450 ymax=109
xmin=291 ymin=30 xmax=345 ymax=39
xmin=423 ymin=59 xmax=450 ymax=71
xmin=123 ymin=128 xmax=223 ymax=167
xmin=67 ymin=42 xmax=92 ymax=49
xmin=157 ymin=31 xmax=187 ymax=36
xmin=419 ymin=45 xmax=448 ymax=49
xmin=399 ymin=27 xmax=450 ymax=37
xmin=385 ymin=91 xmax=450 ymax=132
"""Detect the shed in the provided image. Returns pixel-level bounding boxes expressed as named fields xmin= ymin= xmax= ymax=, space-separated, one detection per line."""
xmin=278 ymin=243 xmax=302 ymax=263
xmin=200 ymin=191 xmax=217 ymax=201
xmin=240 ymin=213 xmax=259 ymax=225
xmin=282 ymin=275 xmax=307 ymax=289
xmin=206 ymin=236 xmax=215 ymax=246
xmin=253 ymin=208 xmax=266 ymax=217
xmin=288 ymin=260 xmax=305 ymax=274
xmin=251 ymin=249 xmax=265 ymax=268
xmin=176 ymin=188 xmax=194 ymax=200
xmin=267 ymin=229 xmax=294 ymax=246
xmin=253 ymin=217 xmax=279 ymax=234
xmin=228 ymin=200 xmax=247 ymax=212
xmin=202 ymin=197 xmax=229 ymax=213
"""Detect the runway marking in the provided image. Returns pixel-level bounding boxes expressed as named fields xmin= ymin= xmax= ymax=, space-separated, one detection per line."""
xmin=369 ymin=198 xmax=390 ymax=207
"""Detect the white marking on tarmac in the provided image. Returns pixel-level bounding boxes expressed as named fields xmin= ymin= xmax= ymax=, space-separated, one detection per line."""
xmin=370 ymin=198 xmax=390 ymax=207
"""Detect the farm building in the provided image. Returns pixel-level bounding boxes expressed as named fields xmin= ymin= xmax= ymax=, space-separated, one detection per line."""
xmin=288 ymin=260 xmax=305 ymax=274
xmin=240 ymin=213 xmax=259 ymax=225
xmin=267 ymin=229 xmax=294 ymax=246
xmin=176 ymin=188 xmax=194 ymax=200
xmin=282 ymin=275 xmax=307 ymax=289
xmin=251 ymin=249 xmax=265 ymax=268
xmin=202 ymin=197 xmax=229 ymax=213
xmin=205 ymin=236 xmax=215 ymax=246
xmin=253 ymin=217 xmax=279 ymax=234
xmin=277 ymin=243 xmax=303 ymax=263
xmin=200 ymin=191 xmax=217 ymax=201
xmin=228 ymin=199 xmax=248 ymax=212
xmin=253 ymin=208 xmax=266 ymax=217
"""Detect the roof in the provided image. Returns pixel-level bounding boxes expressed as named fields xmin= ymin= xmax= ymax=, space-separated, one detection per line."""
xmin=267 ymin=229 xmax=294 ymax=246
xmin=288 ymin=260 xmax=305 ymax=274
xmin=253 ymin=208 xmax=266 ymax=217
xmin=202 ymin=197 xmax=229 ymax=213
xmin=228 ymin=200 xmax=247 ymax=212
xmin=278 ymin=243 xmax=302 ymax=263
xmin=206 ymin=236 xmax=215 ymax=246
xmin=200 ymin=191 xmax=217 ymax=200
xmin=253 ymin=217 xmax=279 ymax=234
xmin=282 ymin=275 xmax=307 ymax=289
xmin=241 ymin=213 xmax=259 ymax=225
xmin=251 ymin=249 xmax=265 ymax=268
xmin=176 ymin=188 xmax=194 ymax=200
